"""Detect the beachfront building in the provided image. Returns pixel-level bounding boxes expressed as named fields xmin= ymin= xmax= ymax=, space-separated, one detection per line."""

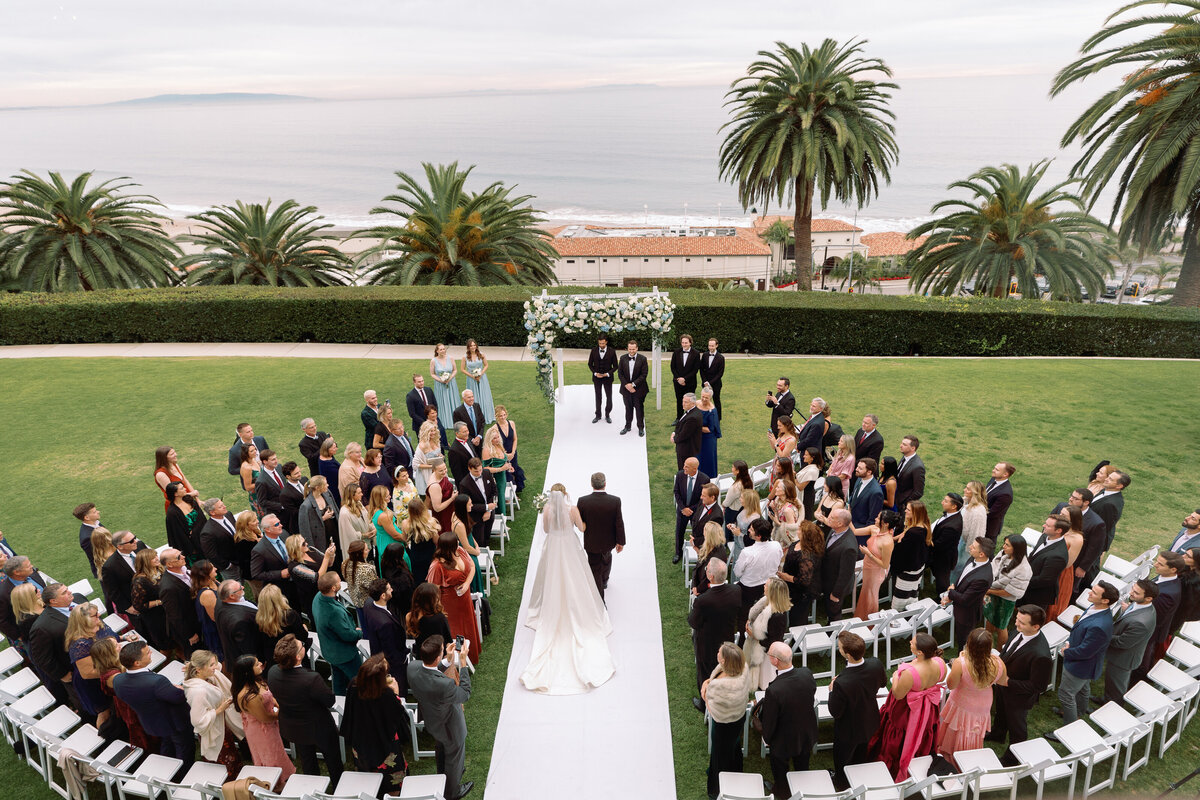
xmin=549 ymin=225 xmax=772 ymax=286
xmin=751 ymin=215 xmax=866 ymax=268
xmin=862 ymin=231 xmax=929 ymax=268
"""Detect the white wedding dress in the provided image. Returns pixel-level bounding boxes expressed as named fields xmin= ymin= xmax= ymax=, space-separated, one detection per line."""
xmin=519 ymin=491 xmax=616 ymax=694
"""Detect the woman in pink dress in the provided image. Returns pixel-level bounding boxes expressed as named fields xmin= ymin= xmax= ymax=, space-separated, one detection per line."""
xmin=426 ymin=531 xmax=481 ymax=664
xmin=854 ymin=514 xmax=894 ymax=620
xmin=936 ymin=627 xmax=1005 ymax=767
xmin=867 ymin=632 xmax=948 ymax=781
xmin=231 ymin=655 xmax=295 ymax=790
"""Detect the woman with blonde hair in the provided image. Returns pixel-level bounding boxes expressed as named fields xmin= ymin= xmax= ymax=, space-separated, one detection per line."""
xmin=285 ymin=534 xmax=334 ymax=618
xmin=745 ymin=577 xmax=792 ymax=689
xmin=299 ymin=474 xmax=338 ymax=553
xmin=131 ymin=548 xmax=168 ymax=649
xmin=368 ymin=485 xmax=405 ymax=566
xmin=692 ymin=521 xmax=729 ymax=596
xmin=254 ymin=584 xmax=307 ymax=663
xmin=702 ymin=643 xmax=751 ymax=797
xmin=936 ymin=628 xmax=1005 ymax=768
xmin=11 ymin=582 xmax=43 ymax=647
xmin=728 ymin=489 xmax=763 ymax=577
xmin=233 ymin=511 xmax=262 ymax=595
xmin=401 ymin=498 xmax=440 ymax=587
xmin=828 ymin=434 xmax=856 ymax=485
xmin=493 ymin=404 xmax=525 ymax=493
xmin=411 ymin=422 xmax=442 ymax=497
xmin=66 ymin=604 xmax=119 ymax=728
xmin=91 ymin=527 xmax=116 ymax=606
xmin=338 ymin=482 xmax=374 ymax=562
xmin=182 ymin=650 xmax=245 ymax=779
xmin=481 ymin=426 xmax=512 ymax=517
xmin=955 ymin=481 xmax=988 ymax=580
xmin=338 ymin=442 xmax=365 ymax=505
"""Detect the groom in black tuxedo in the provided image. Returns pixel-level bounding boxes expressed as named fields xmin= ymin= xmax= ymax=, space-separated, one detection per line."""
xmin=618 ymin=340 xmax=648 ymax=437
xmin=576 ymin=472 xmax=625 ymax=601
xmin=588 ymin=335 xmax=617 ymax=424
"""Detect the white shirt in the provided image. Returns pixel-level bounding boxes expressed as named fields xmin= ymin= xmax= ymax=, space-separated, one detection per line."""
xmin=1005 ymin=632 xmax=1037 ymax=656
xmin=457 ymin=439 xmax=475 ymax=456
xmin=1080 ymin=605 xmax=1109 ymax=620
xmin=288 ymin=481 xmax=305 ymax=495
xmin=229 ymin=599 xmax=257 ymax=610
xmin=473 ymin=475 xmax=487 ymax=497
xmin=1157 ymin=574 xmax=1178 ymax=584
xmin=959 ymin=559 xmax=987 ymax=582
xmin=1121 ymin=602 xmax=1153 ymax=620
xmin=167 ymin=568 xmax=192 ymax=588
xmin=214 ymin=515 xmax=235 ymax=535
xmin=737 ymin=540 xmax=784 ymax=587
xmin=990 ymin=478 xmax=1009 ymax=489
xmin=1032 ymin=535 xmax=1061 ymax=555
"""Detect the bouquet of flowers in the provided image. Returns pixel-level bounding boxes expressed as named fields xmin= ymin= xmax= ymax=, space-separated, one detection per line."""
xmin=533 ymin=491 xmax=551 ymax=513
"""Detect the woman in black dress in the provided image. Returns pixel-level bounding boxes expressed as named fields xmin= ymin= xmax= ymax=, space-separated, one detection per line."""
xmin=165 ymin=482 xmax=207 ymax=565
xmin=405 ymin=582 xmax=453 ymax=654
xmin=813 ymin=475 xmax=847 ymax=535
xmin=131 ymin=549 xmax=168 ymax=649
xmin=380 ymin=543 xmax=416 ymax=623
xmin=254 ymin=584 xmax=309 ymax=665
xmin=340 ymin=654 xmax=407 ymax=795
xmin=284 ymin=535 xmax=334 ymax=620
xmin=779 ymin=521 xmax=824 ymax=624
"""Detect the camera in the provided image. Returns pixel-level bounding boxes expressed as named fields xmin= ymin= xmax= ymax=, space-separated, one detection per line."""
xmin=455 ymin=635 xmax=465 ymax=649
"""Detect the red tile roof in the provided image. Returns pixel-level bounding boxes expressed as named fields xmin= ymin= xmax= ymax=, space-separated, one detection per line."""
xmin=752 ymin=215 xmax=863 ymax=233
xmin=862 ymin=232 xmax=928 ymax=258
xmin=551 ymin=228 xmax=770 ymax=258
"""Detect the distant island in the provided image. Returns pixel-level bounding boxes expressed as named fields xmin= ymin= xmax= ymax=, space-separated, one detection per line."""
xmin=103 ymin=92 xmax=317 ymax=106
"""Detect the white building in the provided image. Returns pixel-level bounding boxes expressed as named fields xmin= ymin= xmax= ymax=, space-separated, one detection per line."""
xmin=752 ymin=216 xmax=866 ymax=266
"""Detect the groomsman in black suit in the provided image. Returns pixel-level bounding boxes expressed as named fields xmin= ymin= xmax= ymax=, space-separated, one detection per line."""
xmin=699 ymin=338 xmax=725 ymax=418
xmin=765 ymin=377 xmax=795 ymax=435
xmin=760 ymin=644 xmax=818 ymax=796
xmin=828 ymin=631 xmax=887 ymax=789
xmin=362 ymin=579 xmax=410 ymax=694
xmin=1019 ymin=515 xmax=1069 ymax=610
xmin=406 ymin=374 xmax=436 ymax=436
xmin=576 ymin=472 xmax=625 ymax=601
xmin=687 ymin=559 xmax=740 ymax=697
xmin=452 ymin=390 xmax=486 ymax=448
xmin=383 ymin=418 xmax=415 ymax=480
xmin=672 ymin=392 xmax=703 ymax=469
xmin=985 ymin=462 xmax=1016 ymax=540
xmin=588 ymin=335 xmax=617 ymax=424
xmin=254 ymin=450 xmax=287 ymax=517
xmin=853 ymin=414 xmax=884 ymax=466
xmin=944 ymin=536 xmax=995 ymax=647
xmin=673 ymin=458 xmax=708 ymax=564
xmin=228 ymin=423 xmax=269 ymax=476
xmin=73 ymin=503 xmax=102 ymax=577
xmin=893 ymin=436 xmax=926 ymax=513
xmin=990 ymin=605 xmax=1053 ymax=760
xmin=297 ymin=418 xmax=328 ymax=477
xmin=458 ymin=459 xmax=499 ymax=548
xmin=670 ymin=333 xmax=700 ymax=419
xmin=618 ymin=340 xmax=648 ymax=437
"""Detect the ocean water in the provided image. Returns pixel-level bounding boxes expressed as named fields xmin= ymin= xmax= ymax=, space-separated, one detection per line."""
xmin=0 ymin=75 xmax=1111 ymax=233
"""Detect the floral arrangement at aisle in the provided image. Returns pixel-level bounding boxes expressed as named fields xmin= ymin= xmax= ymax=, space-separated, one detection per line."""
xmin=523 ymin=291 xmax=675 ymax=402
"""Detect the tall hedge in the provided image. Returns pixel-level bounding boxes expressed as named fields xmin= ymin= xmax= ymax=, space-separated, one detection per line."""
xmin=1 ymin=285 xmax=1197 ymax=358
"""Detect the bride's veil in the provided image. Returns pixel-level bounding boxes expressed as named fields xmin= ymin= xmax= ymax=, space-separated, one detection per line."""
xmin=544 ymin=489 xmax=571 ymax=534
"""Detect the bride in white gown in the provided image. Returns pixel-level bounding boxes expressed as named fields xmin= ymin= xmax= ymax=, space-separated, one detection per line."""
xmin=520 ymin=484 xmax=615 ymax=694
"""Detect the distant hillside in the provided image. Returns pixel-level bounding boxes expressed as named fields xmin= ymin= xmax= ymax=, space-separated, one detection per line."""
xmin=103 ymin=93 xmax=317 ymax=106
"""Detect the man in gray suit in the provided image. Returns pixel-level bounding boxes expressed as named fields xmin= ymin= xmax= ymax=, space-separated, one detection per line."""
xmin=407 ymin=635 xmax=474 ymax=799
xmin=1104 ymin=578 xmax=1158 ymax=705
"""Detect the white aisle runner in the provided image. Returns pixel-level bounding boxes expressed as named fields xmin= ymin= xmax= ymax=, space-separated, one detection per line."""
xmin=485 ymin=384 xmax=675 ymax=800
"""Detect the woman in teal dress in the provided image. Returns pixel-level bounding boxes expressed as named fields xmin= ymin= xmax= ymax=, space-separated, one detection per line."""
xmin=238 ymin=444 xmax=263 ymax=518
xmin=481 ymin=426 xmax=510 ymax=517
xmin=367 ymin=485 xmax=411 ymax=571
xmin=429 ymin=343 xmax=460 ymax=422
xmin=461 ymin=339 xmax=495 ymax=423
xmin=451 ymin=494 xmax=486 ymax=594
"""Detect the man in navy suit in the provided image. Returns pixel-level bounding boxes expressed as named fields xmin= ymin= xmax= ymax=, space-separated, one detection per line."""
xmin=1057 ymin=581 xmax=1117 ymax=724
xmin=848 ymin=459 xmax=884 ymax=535
xmin=1169 ymin=509 xmax=1200 ymax=554
xmin=227 ymin=423 xmax=269 ymax=476
xmin=362 ymin=579 xmax=410 ymax=694
xmin=113 ymin=640 xmax=194 ymax=766
xmin=1133 ymin=551 xmax=1184 ymax=685
xmin=672 ymin=458 xmax=708 ymax=564
xmin=383 ymin=418 xmax=415 ymax=480
xmin=73 ymin=503 xmax=102 ymax=577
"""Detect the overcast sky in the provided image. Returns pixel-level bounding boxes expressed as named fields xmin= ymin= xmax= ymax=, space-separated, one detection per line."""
xmin=3 ymin=1 xmax=1121 ymax=106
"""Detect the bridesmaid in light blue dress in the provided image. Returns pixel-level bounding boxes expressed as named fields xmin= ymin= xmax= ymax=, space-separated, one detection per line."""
xmin=429 ymin=342 xmax=460 ymax=422
xmin=461 ymin=339 xmax=495 ymax=423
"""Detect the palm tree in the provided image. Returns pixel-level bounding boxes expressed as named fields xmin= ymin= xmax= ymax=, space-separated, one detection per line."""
xmin=177 ymin=200 xmax=351 ymax=286
xmin=758 ymin=219 xmax=793 ymax=281
xmin=1105 ymin=232 xmax=1141 ymax=304
xmin=719 ymin=39 xmax=898 ymax=290
xmin=1053 ymin=0 xmax=1200 ymax=307
xmin=906 ymin=162 xmax=1113 ymax=301
xmin=0 ymin=170 xmax=180 ymax=291
xmin=355 ymin=162 xmax=557 ymax=286
xmin=1146 ymin=257 xmax=1182 ymax=291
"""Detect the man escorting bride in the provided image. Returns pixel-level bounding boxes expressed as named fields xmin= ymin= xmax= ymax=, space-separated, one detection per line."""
xmin=520 ymin=477 xmax=623 ymax=694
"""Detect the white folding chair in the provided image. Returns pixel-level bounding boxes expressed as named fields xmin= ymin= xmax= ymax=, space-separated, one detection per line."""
xmin=717 ymin=770 xmax=770 ymax=800
xmin=104 ymin=614 xmax=129 ymax=634
xmin=843 ymin=761 xmax=910 ymax=800
xmin=22 ymin=704 xmax=80 ymax=779
xmin=1165 ymin=635 xmax=1200 ymax=678
xmin=237 ymin=765 xmax=284 ymax=788
xmin=148 ymin=762 xmax=229 ymax=800
xmin=1089 ymin=701 xmax=1154 ymax=780
xmin=331 ymin=771 xmax=384 ymax=798
xmin=476 ymin=548 xmax=498 ymax=594
xmin=906 ymin=756 xmax=978 ymax=800
xmin=401 ymin=699 xmax=436 ymax=760
xmin=278 ymin=774 xmax=331 ymax=797
xmin=0 ymin=645 xmax=24 ymax=676
xmin=1177 ymin=619 xmax=1200 ymax=647
xmin=683 ymin=541 xmax=699 ymax=587
xmin=1147 ymin=658 xmax=1199 ymax=722
xmin=118 ymin=754 xmax=185 ymax=800
xmin=10 ymin=685 xmax=56 ymax=718
xmin=157 ymin=660 xmax=186 ymax=685
xmin=789 ymin=620 xmax=843 ymax=681
xmin=952 ymin=748 xmax=1024 ymax=800
xmin=69 ymin=578 xmax=95 ymax=598
xmin=1053 ymin=720 xmax=1119 ymax=800
xmin=395 ymin=772 xmax=447 ymax=799
xmin=143 ymin=646 xmax=167 ymax=672
xmin=0 ymin=666 xmax=40 ymax=703
xmin=1126 ymin=680 xmax=1188 ymax=756
xmin=1007 ymin=737 xmax=1078 ymax=800
xmin=787 ymin=773 xmax=866 ymax=800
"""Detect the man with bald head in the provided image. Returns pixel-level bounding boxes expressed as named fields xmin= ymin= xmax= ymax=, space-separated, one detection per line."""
xmin=672 ymin=457 xmax=708 ymax=564
xmin=159 ymin=548 xmax=200 ymax=657
xmin=361 ymin=390 xmax=380 ymax=450
xmin=760 ymin=643 xmax=818 ymax=798
xmin=822 ymin=509 xmax=859 ymax=622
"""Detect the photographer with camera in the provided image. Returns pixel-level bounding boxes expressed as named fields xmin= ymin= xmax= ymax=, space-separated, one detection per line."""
xmin=407 ymin=634 xmax=474 ymax=799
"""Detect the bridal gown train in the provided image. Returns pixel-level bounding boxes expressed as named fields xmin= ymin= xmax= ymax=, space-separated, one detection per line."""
xmin=520 ymin=493 xmax=616 ymax=694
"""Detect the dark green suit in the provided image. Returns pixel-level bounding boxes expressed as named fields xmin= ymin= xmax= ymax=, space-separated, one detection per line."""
xmin=312 ymin=591 xmax=362 ymax=693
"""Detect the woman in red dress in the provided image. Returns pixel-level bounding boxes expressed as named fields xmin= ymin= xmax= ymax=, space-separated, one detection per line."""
xmin=154 ymin=446 xmax=197 ymax=512
xmin=425 ymin=532 xmax=481 ymax=664
xmin=426 ymin=461 xmax=457 ymax=533
xmin=867 ymin=632 xmax=947 ymax=780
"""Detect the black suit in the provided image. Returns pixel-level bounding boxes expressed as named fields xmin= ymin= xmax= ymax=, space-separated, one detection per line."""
xmin=930 ymin=512 xmax=963 ymax=593
xmin=673 ymin=406 xmax=703 ymax=469
xmin=618 ymin=353 xmax=649 ymax=432
xmin=216 ymin=602 xmax=261 ymax=662
xmin=985 ymin=479 xmax=1013 ymax=540
xmin=687 ymin=582 xmax=741 ymax=693
xmin=102 ymin=552 xmax=137 ymax=615
xmin=1090 ymin=491 xmax=1125 ymax=551
xmin=993 ymin=632 xmax=1052 ymax=752
xmin=949 ymin=561 xmax=993 ymax=647
xmin=829 ymin=658 xmax=887 ymax=788
xmin=406 ymin=386 xmax=436 ymax=437
xmin=447 ymin=439 xmax=477 ymax=482
xmin=160 ymin=572 xmax=199 ymax=656
xmin=255 ymin=468 xmax=287 ymax=516
xmin=279 ymin=481 xmax=307 ymax=541
xmin=362 ymin=601 xmax=410 ymax=695
xmin=577 ymin=490 xmax=626 ymax=600
xmin=452 ymin=403 xmax=486 ymax=443
xmin=228 ymin=434 xmax=269 ymax=476
xmin=699 ymin=350 xmax=725 ymax=418
xmin=1054 ymin=502 xmax=1107 ymax=588
xmin=768 ymin=391 xmax=796 ymax=436
xmin=670 ymin=348 xmax=700 ymax=418
xmin=894 ymin=454 xmax=926 ymax=512
xmin=112 ymin=670 xmax=194 ymax=767
xmin=795 ymin=412 xmax=825 ymax=456
xmin=761 ymin=666 xmax=818 ymax=794
xmin=267 ymin=663 xmax=343 ymax=783
xmin=1018 ymin=537 xmax=1068 ymax=610
xmin=382 ymin=433 xmax=415 ymax=481
xmin=691 ymin=503 xmax=722 ymax=550
xmin=458 ymin=471 xmax=499 ymax=548
xmin=822 ymin=530 xmax=858 ymax=622
xmin=29 ymin=607 xmax=73 ymax=706
xmin=199 ymin=517 xmax=238 ymax=577
xmin=298 ymin=433 xmax=328 ymax=477
xmin=79 ymin=523 xmax=99 ymax=577
xmin=673 ymin=469 xmax=709 ymax=559
xmin=853 ymin=429 xmax=884 ymax=466
xmin=588 ymin=346 xmax=618 ymax=417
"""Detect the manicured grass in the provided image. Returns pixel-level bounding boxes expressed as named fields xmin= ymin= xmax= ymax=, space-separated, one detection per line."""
xmin=3 ymin=355 xmax=1200 ymax=799
xmin=0 ymin=357 xmax=551 ymax=799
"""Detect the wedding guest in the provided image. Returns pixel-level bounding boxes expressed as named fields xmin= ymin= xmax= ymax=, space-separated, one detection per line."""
xmin=406 ymin=582 xmax=454 ymax=655
xmin=450 ymin=494 xmax=486 ymax=595
xmin=891 ymin=502 xmax=931 ymax=611
xmin=1175 ymin=548 xmax=1200 ymax=633
xmin=721 ymin=460 xmax=754 ymax=529
xmin=760 ymin=643 xmax=817 ymax=799
xmin=736 ymin=518 xmax=784 ymax=636
xmin=390 ymin=467 xmax=420 ymax=521
xmin=936 ymin=627 xmax=1005 ymax=768
xmin=114 ymin=640 xmax=195 ymax=769
xmin=426 ymin=461 xmax=458 ymax=533
xmin=697 ymin=386 xmax=721 ymax=478
xmin=768 ymin=416 xmax=798 ymax=460
xmin=339 ymin=483 xmax=375 ymax=563
xmin=944 ymin=537 xmax=996 ymax=648
xmin=481 ymin=426 xmax=511 ymax=517
xmin=340 ymin=654 xmax=409 ymax=795
xmin=1047 ymin=506 xmax=1085 ymax=620
xmin=217 ymin=581 xmax=262 ymax=662
xmin=1059 ymin=582 xmax=1117 ymax=724
xmin=344 ymin=540 xmax=379 ymax=625
xmin=406 ymin=637 xmax=473 ymax=800
xmin=317 ymin=438 xmax=342 ymax=507
xmin=412 ymin=423 xmax=442 ymax=497
xmin=427 ymin=533 xmax=481 ymax=664
xmin=955 ymin=481 xmax=988 ymax=580
xmin=192 ymin=560 xmax=223 ymax=659
xmin=848 ymin=459 xmax=884 ymax=540
xmin=286 ymin=535 xmax=334 ymax=619
xmin=338 ymin=442 xmax=366 ymax=506
xmin=267 ymin=634 xmax=342 ymax=784
xmin=298 ymin=475 xmax=337 ymax=551
xmin=767 ymin=478 xmax=801 ymax=546
xmin=297 ymin=418 xmax=328 ymax=477
xmin=381 ymin=542 xmax=416 ymax=623
xmin=929 ymin=494 xmax=964 ymax=595
xmin=879 ymin=457 xmax=899 ymax=512
xmin=1086 ymin=461 xmax=1111 ymax=498
xmin=91 ymin=529 xmax=116 ymax=605
xmin=689 ymin=559 xmax=741 ymax=701
xmin=692 ymin=522 xmax=729 ymax=596
xmin=358 ymin=448 xmax=391 ymax=503
xmin=233 ymin=512 xmax=261 ymax=594
xmin=200 ymin=499 xmax=240 ymax=581
xmin=985 ymin=462 xmax=1016 ymax=540
xmin=313 ymin=571 xmax=363 ymax=695
xmin=370 ymin=484 xmax=405 ymax=564
xmin=1023 ymin=515 xmax=1070 ymax=616
xmin=814 ymin=476 xmax=847 ymax=535
xmin=131 ymin=549 xmax=168 ymax=649
xmin=1104 ymin=579 xmax=1158 ymax=705
xmin=1133 ymin=552 xmax=1184 ymax=683
xmin=824 ymin=510 xmax=859 ymax=622
xmin=867 ymin=632 xmax=947 ymax=781
xmin=989 ymin=606 xmax=1052 ymax=756
xmin=728 ymin=489 xmax=762 ymax=576
xmin=984 ymin=535 xmax=1032 ymax=648
xmin=75 ymin=502 xmax=103 ymax=576
xmin=855 ymin=510 xmax=897 ymax=622
xmin=371 ymin=405 xmax=393 ymax=452
xmin=401 ymin=499 xmax=441 ymax=587
xmin=231 ymin=655 xmax=295 ymax=790
xmin=829 ymin=631 xmax=887 ymax=790
xmin=362 ymin=579 xmax=410 ymax=693
xmin=494 ymin=405 xmax=526 ymax=493
xmin=383 ymin=418 xmax=415 ymax=482
xmin=702 ymin=643 xmax=751 ymax=799
xmin=165 ymin=482 xmax=206 ymax=565
xmin=182 ymin=649 xmax=245 ymax=780
xmin=154 ymin=446 xmax=198 ymax=512
xmin=65 ymin=603 xmax=118 ymax=728
xmin=93 ymin=636 xmax=158 ymax=753
xmin=745 ymin=577 xmax=792 ymax=690
xmin=796 ymin=447 xmax=822 ymax=521
xmin=828 ymin=435 xmax=856 ymax=487
xmin=254 ymin=584 xmax=307 ymax=667
xmin=239 ymin=443 xmax=263 ymax=518
xmin=779 ymin=521 xmax=823 ymax=625
xmin=362 ymin=390 xmax=381 ymax=450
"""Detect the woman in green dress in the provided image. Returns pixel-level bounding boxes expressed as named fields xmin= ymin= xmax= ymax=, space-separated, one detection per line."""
xmin=238 ymin=444 xmax=262 ymax=518
xmin=481 ymin=426 xmax=511 ymax=517
xmin=368 ymin=485 xmax=410 ymax=571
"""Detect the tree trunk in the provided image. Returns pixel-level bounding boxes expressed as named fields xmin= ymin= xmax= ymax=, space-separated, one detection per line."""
xmin=1170 ymin=223 xmax=1200 ymax=307
xmin=793 ymin=176 xmax=814 ymax=292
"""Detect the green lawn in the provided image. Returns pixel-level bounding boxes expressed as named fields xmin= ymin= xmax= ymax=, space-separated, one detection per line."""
xmin=1 ymin=356 xmax=1199 ymax=799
